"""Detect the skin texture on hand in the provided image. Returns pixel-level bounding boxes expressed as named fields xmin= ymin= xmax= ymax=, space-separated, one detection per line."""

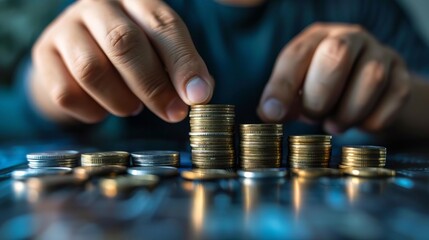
xmin=31 ymin=0 xmax=214 ymax=124
xmin=257 ymin=23 xmax=412 ymax=135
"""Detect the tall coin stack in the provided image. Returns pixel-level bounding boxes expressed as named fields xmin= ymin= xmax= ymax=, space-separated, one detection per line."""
xmin=189 ymin=105 xmax=235 ymax=169
xmin=81 ymin=151 xmax=130 ymax=167
xmin=131 ymin=151 xmax=180 ymax=167
xmin=239 ymin=124 xmax=283 ymax=169
xmin=340 ymin=146 xmax=386 ymax=168
xmin=288 ymin=135 xmax=332 ymax=168
xmin=27 ymin=150 xmax=80 ymax=168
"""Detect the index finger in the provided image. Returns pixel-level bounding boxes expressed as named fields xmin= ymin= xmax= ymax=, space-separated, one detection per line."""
xmin=121 ymin=0 xmax=214 ymax=105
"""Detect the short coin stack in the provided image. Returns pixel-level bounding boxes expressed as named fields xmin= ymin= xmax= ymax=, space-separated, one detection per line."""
xmin=81 ymin=151 xmax=129 ymax=167
xmin=340 ymin=145 xmax=386 ymax=168
xmin=189 ymin=105 xmax=235 ymax=169
xmin=239 ymin=124 xmax=283 ymax=169
xmin=131 ymin=151 xmax=180 ymax=167
xmin=27 ymin=150 xmax=80 ymax=168
xmin=288 ymin=135 xmax=332 ymax=168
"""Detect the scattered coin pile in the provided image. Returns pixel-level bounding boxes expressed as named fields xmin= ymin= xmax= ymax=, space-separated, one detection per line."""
xmin=81 ymin=151 xmax=129 ymax=167
xmin=189 ymin=104 xmax=236 ymax=169
xmin=27 ymin=150 xmax=80 ymax=168
xmin=288 ymin=135 xmax=332 ymax=168
xmin=340 ymin=146 xmax=387 ymax=168
xmin=131 ymin=151 xmax=180 ymax=167
xmin=239 ymin=124 xmax=283 ymax=169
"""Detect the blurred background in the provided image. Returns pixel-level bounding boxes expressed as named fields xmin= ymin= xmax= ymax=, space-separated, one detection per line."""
xmin=0 ymin=0 xmax=428 ymax=142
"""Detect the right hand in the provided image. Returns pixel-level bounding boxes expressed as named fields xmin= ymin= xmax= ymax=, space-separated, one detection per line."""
xmin=31 ymin=0 xmax=214 ymax=124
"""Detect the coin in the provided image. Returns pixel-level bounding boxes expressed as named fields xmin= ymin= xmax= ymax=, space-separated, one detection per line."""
xmin=239 ymin=124 xmax=283 ymax=169
xmin=131 ymin=151 xmax=180 ymax=167
xmin=27 ymin=150 xmax=80 ymax=169
xmin=288 ymin=135 xmax=332 ymax=169
xmin=292 ymin=168 xmax=341 ymax=178
xmin=26 ymin=150 xmax=80 ymax=160
xmin=340 ymin=145 xmax=387 ymax=168
xmin=12 ymin=167 xmax=73 ymax=180
xmin=81 ymin=151 xmax=129 ymax=167
xmin=341 ymin=167 xmax=395 ymax=178
xmin=237 ymin=168 xmax=287 ymax=178
xmin=181 ymin=169 xmax=237 ymax=180
xmin=127 ymin=166 xmax=178 ymax=177
xmin=189 ymin=104 xmax=236 ymax=169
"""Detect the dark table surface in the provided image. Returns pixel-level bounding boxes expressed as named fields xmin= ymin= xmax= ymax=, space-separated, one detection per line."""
xmin=1 ymin=139 xmax=429 ymax=240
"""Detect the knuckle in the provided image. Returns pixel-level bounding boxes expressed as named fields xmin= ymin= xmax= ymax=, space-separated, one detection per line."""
xmin=71 ymin=54 xmax=104 ymax=85
xmin=138 ymin=73 xmax=170 ymax=102
xmin=106 ymin=24 xmax=141 ymax=59
xmin=320 ymin=37 xmax=351 ymax=65
xmin=173 ymin=50 xmax=200 ymax=69
xmin=149 ymin=7 xmax=181 ymax=34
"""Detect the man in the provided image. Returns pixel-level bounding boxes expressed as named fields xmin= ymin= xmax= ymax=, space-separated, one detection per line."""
xmin=28 ymin=0 xmax=429 ymax=141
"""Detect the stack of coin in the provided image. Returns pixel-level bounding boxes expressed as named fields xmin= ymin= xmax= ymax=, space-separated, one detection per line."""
xmin=189 ymin=105 xmax=235 ymax=169
xmin=131 ymin=151 xmax=180 ymax=167
xmin=81 ymin=151 xmax=129 ymax=167
xmin=340 ymin=145 xmax=387 ymax=168
xmin=239 ymin=124 xmax=283 ymax=169
xmin=288 ymin=135 xmax=332 ymax=168
xmin=26 ymin=150 xmax=80 ymax=169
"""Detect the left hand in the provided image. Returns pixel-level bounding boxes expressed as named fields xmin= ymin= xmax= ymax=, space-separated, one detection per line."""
xmin=257 ymin=23 xmax=411 ymax=134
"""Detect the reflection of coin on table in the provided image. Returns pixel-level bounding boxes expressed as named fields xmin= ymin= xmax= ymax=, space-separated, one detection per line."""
xmin=181 ymin=169 xmax=237 ymax=181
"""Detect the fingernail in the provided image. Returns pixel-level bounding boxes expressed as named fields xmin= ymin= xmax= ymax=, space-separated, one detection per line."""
xmin=262 ymin=98 xmax=286 ymax=121
xmin=132 ymin=104 xmax=143 ymax=116
xmin=167 ymin=97 xmax=188 ymax=122
xmin=186 ymin=77 xmax=211 ymax=104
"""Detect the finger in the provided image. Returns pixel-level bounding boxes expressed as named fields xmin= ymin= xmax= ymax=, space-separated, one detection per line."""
xmin=32 ymin=43 xmax=108 ymax=123
xmin=53 ymin=22 xmax=143 ymax=117
xmin=302 ymin=27 xmax=366 ymax=119
xmin=78 ymin=1 xmax=188 ymax=122
xmin=258 ymin=24 xmax=328 ymax=122
xmin=121 ymin=0 xmax=214 ymax=105
xmin=358 ymin=61 xmax=411 ymax=132
xmin=324 ymin=46 xmax=392 ymax=133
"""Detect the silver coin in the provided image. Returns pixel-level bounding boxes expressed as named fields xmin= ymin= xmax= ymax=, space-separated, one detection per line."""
xmin=237 ymin=168 xmax=287 ymax=179
xmin=127 ymin=166 xmax=179 ymax=177
xmin=26 ymin=150 xmax=80 ymax=160
xmin=12 ymin=167 xmax=73 ymax=180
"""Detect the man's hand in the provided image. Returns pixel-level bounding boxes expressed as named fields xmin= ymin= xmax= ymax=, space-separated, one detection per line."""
xmin=258 ymin=23 xmax=411 ymax=134
xmin=31 ymin=0 xmax=214 ymax=124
